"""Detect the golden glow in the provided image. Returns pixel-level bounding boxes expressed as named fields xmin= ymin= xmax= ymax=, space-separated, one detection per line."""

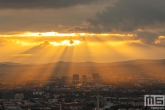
xmin=20 ymin=32 xmax=40 ymax=37
xmin=0 ymin=31 xmax=137 ymax=47
xmin=11 ymin=54 xmax=34 ymax=57
xmin=13 ymin=40 xmax=82 ymax=46
xmin=155 ymin=40 xmax=160 ymax=44
xmin=159 ymin=36 xmax=165 ymax=39
xmin=50 ymin=40 xmax=82 ymax=46
xmin=0 ymin=31 xmax=135 ymax=37
xmin=1 ymin=31 xmax=165 ymax=86
xmin=155 ymin=36 xmax=165 ymax=44
xmin=19 ymin=32 xmax=77 ymax=37
xmin=99 ymin=33 xmax=135 ymax=37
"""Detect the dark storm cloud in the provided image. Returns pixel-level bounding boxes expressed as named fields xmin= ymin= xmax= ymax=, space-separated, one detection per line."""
xmin=135 ymin=32 xmax=158 ymax=44
xmin=0 ymin=0 xmax=97 ymax=9
xmin=133 ymin=31 xmax=165 ymax=46
xmin=71 ymin=0 xmax=165 ymax=33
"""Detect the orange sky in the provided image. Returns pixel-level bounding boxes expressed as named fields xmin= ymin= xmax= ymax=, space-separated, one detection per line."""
xmin=1 ymin=0 xmax=165 ymax=63
xmin=0 ymin=32 xmax=165 ymax=63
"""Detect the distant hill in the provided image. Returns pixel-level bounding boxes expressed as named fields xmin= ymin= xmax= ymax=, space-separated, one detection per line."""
xmin=0 ymin=62 xmax=21 ymax=66
xmin=0 ymin=59 xmax=165 ymax=82
xmin=108 ymin=59 xmax=165 ymax=66
xmin=0 ymin=59 xmax=165 ymax=66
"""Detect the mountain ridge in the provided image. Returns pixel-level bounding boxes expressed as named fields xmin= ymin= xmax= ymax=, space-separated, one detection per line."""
xmin=1 ymin=59 xmax=165 ymax=66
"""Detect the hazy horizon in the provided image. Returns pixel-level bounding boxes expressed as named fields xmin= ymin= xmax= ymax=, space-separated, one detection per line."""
xmin=1 ymin=58 xmax=165 ymax=65
xmin=1 ymin=1 xmax=165 ymax=110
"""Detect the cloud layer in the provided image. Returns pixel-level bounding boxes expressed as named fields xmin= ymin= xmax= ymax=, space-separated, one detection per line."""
xmin=71 ymin=0 xmax=165 ymax=32
xmin=0 ymin=0 xmax=96 ymax=9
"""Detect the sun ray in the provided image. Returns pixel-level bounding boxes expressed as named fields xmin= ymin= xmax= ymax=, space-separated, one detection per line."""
xmin=1 ymin=31 xmax=165 ymax=85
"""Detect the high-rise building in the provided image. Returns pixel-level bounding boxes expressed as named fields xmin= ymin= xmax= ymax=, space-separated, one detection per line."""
xmin=82 ymin=75 xmax=87 ymax=86
xmin=92 ymin=73 xmax=101 ymax=83
xmin=61 ymin=76 xmax=69 ymax=84
xmin=14 ymin=93 xmax=24 ymax=100
xmin=72 ymin=74 xmax=79 ymax=86
xmin=1 ymin=91 xmax=14 ymax=100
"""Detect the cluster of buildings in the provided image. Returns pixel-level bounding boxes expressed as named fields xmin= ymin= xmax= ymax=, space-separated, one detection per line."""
xmin=0 ymin=73 xmax=165 ymax=110
xmin=72 ymin=73 xmax=102 ymax=86
xmin=0 ymin=90 xmax=145 ymax=110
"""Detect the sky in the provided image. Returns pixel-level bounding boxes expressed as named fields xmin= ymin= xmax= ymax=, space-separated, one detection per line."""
xmin=0 ymin=0 xmax=165 ymax=64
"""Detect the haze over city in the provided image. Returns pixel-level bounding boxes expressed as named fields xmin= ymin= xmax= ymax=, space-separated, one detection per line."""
xmin=1 ymin=0 xmax=165 ymax=110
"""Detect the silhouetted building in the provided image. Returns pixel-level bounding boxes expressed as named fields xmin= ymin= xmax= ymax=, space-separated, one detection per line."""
xmin=92 ymin=73 xmax=101 ymax=84
xmin=33 ymin=91 xmax=44 ymax=95
xmin=72 ymin=74 xmax=79 ymax=86
xmin=14 ymin=93 xmax=24 ymax=100
xmin=60 ymin=102 xmax=87 ymax=110
xmin=61 ymin=76 xmax=69 ymax=84
xmin=82 ymin=75 xmax=87 ymax=86
xmin=1 ymin=91 xmax=14 ymax=100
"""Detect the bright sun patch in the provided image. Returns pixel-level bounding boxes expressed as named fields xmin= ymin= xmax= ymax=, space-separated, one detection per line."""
xmin=50 ymin=40 xmax=82 ymax=46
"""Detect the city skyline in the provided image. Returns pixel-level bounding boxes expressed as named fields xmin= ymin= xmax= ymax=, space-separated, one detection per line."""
xmin=1 ymin=1 xmax=165 ymax=109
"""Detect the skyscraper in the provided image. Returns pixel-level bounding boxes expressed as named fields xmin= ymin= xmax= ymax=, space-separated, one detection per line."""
xmin=82 ymin=75 xmax=87 ymax=86
xmin=92 ymin=73 xmax=101 ymax=84
xmin=72 ymin=74 xmax=79 ymax=86
xmin=1 ymin=91 xmax=14 ymax=100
